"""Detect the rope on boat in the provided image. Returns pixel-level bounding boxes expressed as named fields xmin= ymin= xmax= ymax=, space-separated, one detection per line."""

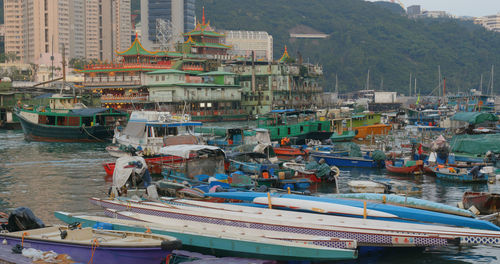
xmin=81 ymin=124 xmax=104 ymax=142
xmin=88 ymin=238 xmax=99 ymax=264
xmin=21 ymin=232 xmax=29 ymax=247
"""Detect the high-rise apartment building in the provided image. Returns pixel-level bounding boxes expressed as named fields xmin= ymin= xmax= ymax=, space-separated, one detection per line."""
xmin=223 ymin=31 xmax=273 ymax=62
xmin=4 ymin=0 xmax=132 ymax=63
xmin=140 ymin=0 xmax=196 ymax=50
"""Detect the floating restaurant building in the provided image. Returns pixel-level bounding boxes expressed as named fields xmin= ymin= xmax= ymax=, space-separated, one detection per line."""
xmin=78 ymin=11 xmax=326 ymax=121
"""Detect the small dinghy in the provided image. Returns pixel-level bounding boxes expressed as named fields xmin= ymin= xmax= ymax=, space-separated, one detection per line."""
xmin=0 ymin=226 xmax=181 ymax=264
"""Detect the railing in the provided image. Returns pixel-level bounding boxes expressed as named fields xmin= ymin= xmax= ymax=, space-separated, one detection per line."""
xmin=100 ymin=94 xmax=149 ymax=101
xmin=191 ymin=109 xmax=247 ymax=116
xmin=83 ymin=80 xmax=142 ymax=87
xmin=83 ymin=63 xmax=172 ymax=71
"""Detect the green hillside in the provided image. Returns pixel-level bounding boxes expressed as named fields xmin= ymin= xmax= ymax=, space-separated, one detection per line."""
xmin=197 ymin=0 xmax=500 ymax=95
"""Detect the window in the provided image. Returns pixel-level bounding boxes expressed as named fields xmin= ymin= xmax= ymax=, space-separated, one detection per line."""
xmin=162 ymin=75 xmax=165 ymax=81
xmin=155 ymin=75 xmax=159 ymax=81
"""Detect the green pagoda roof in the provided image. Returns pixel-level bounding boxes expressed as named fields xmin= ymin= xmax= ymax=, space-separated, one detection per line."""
xmin=184 ymin=30 xmax=225 ymax=37
xmin=147 ymin=69 xmax=187 ymax=75
xmin=198 ymin=71 xmax=235 ymax=76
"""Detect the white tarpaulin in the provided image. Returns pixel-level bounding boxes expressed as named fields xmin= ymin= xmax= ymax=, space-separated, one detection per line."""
xmin=158 ymin=144 xmax=223 ymax=159
xmin=112 ymin=156 xmax=147 ymax=188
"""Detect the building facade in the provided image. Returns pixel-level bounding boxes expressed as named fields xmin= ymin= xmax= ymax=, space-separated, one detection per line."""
xmin=223 ymin=30 xmax=273 ymax=62
xmin=140 ymin=0 xmax=196 ymax=50
xmin=475 ymin=14 xmax=500 ymax=32
xmin=3 ymin=0 xmax=131 ymax=63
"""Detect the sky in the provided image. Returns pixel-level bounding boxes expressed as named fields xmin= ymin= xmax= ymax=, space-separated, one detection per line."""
xmin=367 ymin=0 xmax=500 ymax=17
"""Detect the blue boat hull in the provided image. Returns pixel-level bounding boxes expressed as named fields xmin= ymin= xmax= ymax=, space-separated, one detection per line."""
xmin=311 ymin=152 xmax=384 ymax=168
xmin=205 ymin=192 xmax=500 ymax=231
xmin=435 ymin=170 xmax=488 ymax=183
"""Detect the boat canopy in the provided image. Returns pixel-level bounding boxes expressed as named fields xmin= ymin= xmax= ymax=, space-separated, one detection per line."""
xmin=68 ymin=108 xmax=120 ymax=116
xmin=451 ymin=112 xmax=499 ymax=125
xmin=451 ymin=134 xmax=500 ymax=155
xmin=145 ymin=122 xmax=202 ymax=127
xmin=123 ymin=122 xmax=146 ymax=138
xmin=159 ymin=144 xmax=224 ymax=158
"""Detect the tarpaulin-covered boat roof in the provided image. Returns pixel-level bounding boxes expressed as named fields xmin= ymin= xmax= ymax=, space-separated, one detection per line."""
xmin=451 ymin=134 xmax=500 ymax=155
xmin=451 ymin=112 xmax=498 ymax=125
xmin=159 ymin=144 xmax=224 ymax=158
xmin=69 ymin=108 xmax=125 ymax=116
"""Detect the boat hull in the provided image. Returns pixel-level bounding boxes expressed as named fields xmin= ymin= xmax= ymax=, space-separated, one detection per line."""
xmin=353 ymin=124 xmax=391 ymax=139
xmin=434 ymin=168 xmax=488 ymax=183
xmin=385 ymin=160 xmax=423 ymax=175
xmin=1 ymin=236 xmax=170 ymax=264
xmin=55 ymin=212 xmax=357 ymax=261
xmin=312 ymin=152 xmax=384 ymax=168
xmin=16 ymin=112 xmax=112 ymax=142
xmin=463 ymin=192 xmax=500 ymax=215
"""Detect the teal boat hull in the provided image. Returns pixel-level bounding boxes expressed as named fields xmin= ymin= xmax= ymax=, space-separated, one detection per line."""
xmin=54 ymin=212 xmax=357 ymax=261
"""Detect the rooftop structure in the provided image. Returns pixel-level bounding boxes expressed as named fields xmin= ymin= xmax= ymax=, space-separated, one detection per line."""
xmin=223 ymin=30 xmax=273 ymax=62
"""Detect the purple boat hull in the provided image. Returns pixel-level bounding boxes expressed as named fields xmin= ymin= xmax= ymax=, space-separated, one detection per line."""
xmin=2 ymin=236 xmax=171 ymax=264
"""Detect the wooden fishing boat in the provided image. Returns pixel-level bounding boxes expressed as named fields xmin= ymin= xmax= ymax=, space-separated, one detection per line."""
xmin=432 ymin=166 xmax=488 ymax=183
xmin=55 ymin=212 xmax=358 ymax=261
xmin=330 ymin=130 xmax=356 ymax=142
xmin=462 ymin=192 xmax=500 ymax=215
xmin=15 ymin=95 xmax=127 ymax=142
xmin=325 ymin=193 xmax=476 ymax=218
xmin=273 ymin=146 xmax=308 ymax=160
xmin=89 ymin=198 xmax=500 ymax=247
xmin=347 ymin=113 xmax=391 ymax=139
xmin=103 ymin=155 xmax=186 ymax=176
xmin=385 ymin=160 xmax=423 ymax=175
xmin=257 ymin=110 xmax=332 ymax=144
xmin=0 ymin=226 xmax=181 ymax=264
xmin=204 ymin=192 xmax=500 ymax=231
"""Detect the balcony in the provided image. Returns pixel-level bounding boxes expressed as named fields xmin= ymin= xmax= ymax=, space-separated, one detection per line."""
xmin=100 ymin=94 xmax=149 ymax=102
xmin=83 ymin=62 xmax=173 ymax=71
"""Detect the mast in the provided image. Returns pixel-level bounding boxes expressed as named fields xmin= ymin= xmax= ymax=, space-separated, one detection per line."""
xmin=480 ymin=74 xmax=483 ymax=94
xmin=491 ymin=65 xmax=494 ymax=96
xmin=438 ymin=65 xmax=441 ymax=98
xmin=409 ymin=72 xmax=412 ymax=96
xmin=366 ymin=69 xmax=370 ymax=90
xmin=335 ymin=74 xmax=339 ymax=94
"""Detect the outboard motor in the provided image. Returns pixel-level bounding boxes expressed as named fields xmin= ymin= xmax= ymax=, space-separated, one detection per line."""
xmin=2 ymin=207 xmax=45 ymax=232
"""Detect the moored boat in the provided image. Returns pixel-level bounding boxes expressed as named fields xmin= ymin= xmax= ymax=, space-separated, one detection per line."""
xmin=113 ymin=111 xmax=202 ymax=156
xmin=90 ymin=197 xmax=500 ymax=247
xmin=0 ymin=225 xmax=181 ymax=264
xmin=311 ymin=151 xmax=385 ymax=168
xmin=103 ymin=155 xmax=186 ymax=176
xmin=15 ymin=95 xmax=126 ymax=142
xmin=432 ymin=166 xmax=488 ymax=183
xmin=257 ymin=109 xmax=333 ymax=144
xmin=324 ymin=193 xmax=476 ymax=218
xmin=55 ymin=211 xmax=358 ymax=261
xmin=462 ymin=192 xmax=500 ymax=215
xmin=204 ymin=192 xmax=500 ymax=231
xmin=385 ymin=160 xmax=423 ymax=175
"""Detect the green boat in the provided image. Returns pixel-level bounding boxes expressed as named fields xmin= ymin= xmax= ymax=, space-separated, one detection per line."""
xmin=257 ymin=109 xmax=332 ymax=144
xmin=55 ymin=211 xmax=357 ymax=261
xmin=15 ymin=95 xmax=127 ymax=142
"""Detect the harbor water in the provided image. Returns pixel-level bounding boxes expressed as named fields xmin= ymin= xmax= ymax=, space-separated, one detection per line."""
xmin=0 ymin=129 xmax=499 ymax=263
